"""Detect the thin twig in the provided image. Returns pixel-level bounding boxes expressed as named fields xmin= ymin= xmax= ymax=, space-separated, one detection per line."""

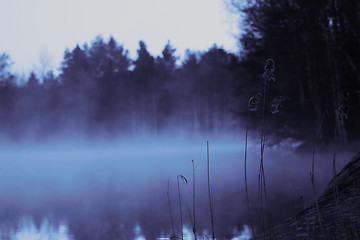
xmin=244 ymin=110 xmax=256 ymax=239
xmin=177 ymin=174 xmax=188 ymax=240
xmin=192 ymin=159 xmax=197 ymax=240
xmin=186 ymin=204 xmax=194 ymax=235
xmin=310 ymin=111 xmax=327 ymax=239
xmin=207 ymin=141 xmax=215 ymax=239
xmin=167 ymin=180 xmax=176 ymax=239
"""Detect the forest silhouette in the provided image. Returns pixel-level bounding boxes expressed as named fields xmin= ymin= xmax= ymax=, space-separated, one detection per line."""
xmin=0 ymin=0 xmax=359 ymax=145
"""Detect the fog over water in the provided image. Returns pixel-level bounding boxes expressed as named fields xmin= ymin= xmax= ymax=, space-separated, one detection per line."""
xmin=1 ymin=0 xmax=359 ymax=238
xmin=0 ymin=134 xmax=356 ymax=239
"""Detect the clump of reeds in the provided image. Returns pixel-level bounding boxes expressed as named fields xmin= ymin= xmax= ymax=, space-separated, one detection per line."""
xmin=243 ymin=59 xmax=278 ymax=239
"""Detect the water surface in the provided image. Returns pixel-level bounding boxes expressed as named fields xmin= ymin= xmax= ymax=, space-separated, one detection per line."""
xmin=0 ymin=136 xmax=354 ymax=239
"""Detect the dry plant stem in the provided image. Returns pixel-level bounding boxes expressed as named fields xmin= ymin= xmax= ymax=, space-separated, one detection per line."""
xmin=258 ymin=162 xmax=265 ymax=237
xmin=258 ymin=63 xmax=274 ymax=240
xmin=207 ymin=141 xmax=215 ymax=239
xmin=333 ymin=125 xmax=337 ymax=178
xmin=260 ymin=139 xmax=275 ymax=240
xmin=305 ymin=208 xmax=309 ymax=240
xmin=258 ymin=138 xmax=269 ymax=239
xmin=310 ymin=112 xmax=326 ymax=239
xmin=332 ymin=124 xmax=339 ymax=228
xmin=332 ymin=122 xmax=347 ymax=237
xmin=259 ymin=68 xmax=267 ymax=239
xmin=192 ymin=160 xmax=197 ymax=240
xmin=244 ymin=110 xmax=256 ymax=239
xmin=167 ymin=181 xmax=176 ymax=239
xmin=177 ymin=175 xmax=184 ymax=240
xmin=186 ymin=204 xmax=194 ymax=232
xmin=310 ymin=169 xmax=325 ymax=239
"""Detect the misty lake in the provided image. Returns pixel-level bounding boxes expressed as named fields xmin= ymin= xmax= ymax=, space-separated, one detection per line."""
xmin=0 ymin=135 xmax=355 ymax=239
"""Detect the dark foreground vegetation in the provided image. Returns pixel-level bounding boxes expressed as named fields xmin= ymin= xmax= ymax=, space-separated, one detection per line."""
xmin=266 ymin=152 xmax=360 ymax=240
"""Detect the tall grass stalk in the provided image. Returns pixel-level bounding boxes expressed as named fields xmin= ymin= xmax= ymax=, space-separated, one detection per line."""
xmin=186 ymin=204 xmax=194 ymax=236
xmin=192 ymin=159 xmax=197 ymax=240
xmin=177 ymin=174 xmax=188 ymax=240
xmin=167 ymin=180 xmax=176 ymax=239
xmin=310 ymin=111 xmax=326 ymax=239
xmin=257 ymin=59 xmax=275 ymax=239
xmin=258 ymin=136 xmax=268 ymax=238
xmin=207 ymin=141 xmax=215 ymax=239
xmin=332 ymin=115 xmax=348 ymax=238
xmin=260 ymin=136 xmax=274 ymax=239
xmin=244 ymin=110 xmax=256 ymax=239
xmin=333 ymin=123 xmax=337 ymax=178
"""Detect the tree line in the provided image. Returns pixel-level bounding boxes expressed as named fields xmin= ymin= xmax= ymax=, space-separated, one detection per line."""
xmin=1 ymin=0 xmax=360 ymax=143
xmin=0 ymin=38 xmax=240 ymax=139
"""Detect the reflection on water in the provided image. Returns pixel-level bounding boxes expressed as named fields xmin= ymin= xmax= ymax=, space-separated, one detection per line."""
xmin=0 ymin=136 xmax=354 ymax=239
xmin=10 ymin=218 xmax=254 ymax=240
xmin=13 ymin=217 xmax=71 ymax=240
xmin=12 ymin=218 xmax=251 ymax=240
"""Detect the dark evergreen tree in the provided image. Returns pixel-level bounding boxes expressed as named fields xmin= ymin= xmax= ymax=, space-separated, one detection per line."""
xmin=132 ymin=40 xmax=156 ymax=132
xmin=180 ymin=51 xmax=200 ymax=132
xmin=87 ymin=36 xmax=131 ymax=130
xmin=0 ymin=53 xmax=14 ymax=83
xmin=155 ymin=41 xmax=179 ymax=131
xmin=196 ymin=45 xmax=238 ymax=132
xmin=0 ymin=54 xmax=16 ymax=135
xmin=27 ymin=72 xmax=39 ymax=87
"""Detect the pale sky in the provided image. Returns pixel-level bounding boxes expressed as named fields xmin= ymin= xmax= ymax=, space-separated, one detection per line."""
xmin=1 ymin=0 xmax=240 ymax=76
